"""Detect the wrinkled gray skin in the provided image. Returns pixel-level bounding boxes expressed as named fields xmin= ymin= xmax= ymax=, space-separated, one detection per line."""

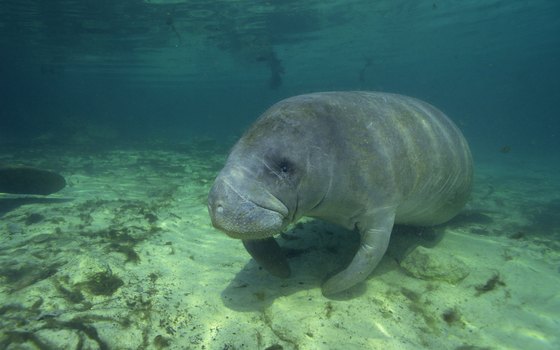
xmin=208 ymin=91 xmax=473 ymax=296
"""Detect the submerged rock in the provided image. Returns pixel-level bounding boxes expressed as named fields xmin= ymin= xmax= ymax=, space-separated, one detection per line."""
xmin=0 ymin=166 xmax=66 ymax=195
xmin=63 ymin=256 xmax=124 ymax=296
xmin=400 ymin=246 xmax=469 ymax=283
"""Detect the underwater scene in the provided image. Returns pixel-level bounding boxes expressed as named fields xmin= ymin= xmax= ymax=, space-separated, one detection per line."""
xmin=1 ymin=0 xmax=559 ymax=349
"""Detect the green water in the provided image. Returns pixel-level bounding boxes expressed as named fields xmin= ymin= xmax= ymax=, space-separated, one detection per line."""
xmin=1 ymin=1 xmax=559 ymax=349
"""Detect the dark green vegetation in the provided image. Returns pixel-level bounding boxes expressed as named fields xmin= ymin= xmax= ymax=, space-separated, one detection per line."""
xmin=442 ymin=308 xmax=462 ymax=325
xmin=385 ymin=286 xmax=495 ymax=349
xmin=400 ymin=287 xmax=421 ymax=303
xmin=0 ymin=261 xmax=64 ymax=293
xmin=95 ymin=225 xmax=149 ymax=264
xmin=394 ymin=286 xmax=446 ymax=335
xmin=0 ymin=194 xmax=172 ymax=348
xmin=0 ymin=314 xmax=124 ymax=350
xmin=83 ymin=270 xmax=124 ymax=296
xmin=54 ymin=280 xmax=85 ymax=304
xmin=0 ymin=145 xmax=222 ymax=349
xmin=1 ymin=331 xmax=54 ymax=350
xmin=76 ymin=198 xmax=164 ymax=264
xmin=324 ymin=301 xmax=334 ymax=319
xmin=475 ymin=273 xmax=506 ymax=296
xmin=262 ymin=311 xmax=298 ymax=350
xmin=0 ymin=269 xmax=163 ymax=349
xmin=153 ymin=334 xmax=171 ymax=349
xmin=264 ymin=345 xmax=284 ymax=350
xmin=1 ymin=301 xmax=112 ymax=349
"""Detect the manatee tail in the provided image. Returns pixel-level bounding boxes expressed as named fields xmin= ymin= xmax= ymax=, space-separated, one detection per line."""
xmin=0 ymin=166 xmax=66 ymax=195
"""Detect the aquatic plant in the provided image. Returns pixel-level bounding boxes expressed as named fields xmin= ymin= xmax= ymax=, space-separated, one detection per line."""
xmin=82 ymin=270 xmax=124 ymax=296
xmin=442 ymin=308 xmax=461 ymax=325
xmin=475 ymin=273 xmax=505 ymax=296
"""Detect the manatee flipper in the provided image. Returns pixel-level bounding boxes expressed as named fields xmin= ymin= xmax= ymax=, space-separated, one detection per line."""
xmin=321 ymin=207 xmax=396 ymax=296
xmin=242 ymin=238 xmax=291 ymax=278
xmin=0 ymin=166 xmax=66 ymax=195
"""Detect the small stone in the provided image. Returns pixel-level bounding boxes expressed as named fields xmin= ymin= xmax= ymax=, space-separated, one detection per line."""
xmin=400 ymin=246 xmax=469 ymax=283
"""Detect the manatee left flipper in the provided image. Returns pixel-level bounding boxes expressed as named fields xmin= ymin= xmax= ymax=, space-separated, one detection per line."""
xmin=242 ymin=238 xmax=291 ymax=278
xmin=0 ymin=166 xmax=66 ymax=195
xmin=321 ymin=207 xmax=396 ymax=296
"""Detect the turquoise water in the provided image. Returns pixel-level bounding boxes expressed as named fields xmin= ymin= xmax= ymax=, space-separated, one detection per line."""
xmin=1 ymin=0 xmax=559 ymax=154
xmin=1 ymin=1 xmax=559 ymax=349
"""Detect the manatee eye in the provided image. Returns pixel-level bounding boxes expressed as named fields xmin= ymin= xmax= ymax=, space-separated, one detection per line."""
xmin=277 ymin=158 xmax=293 ymax=174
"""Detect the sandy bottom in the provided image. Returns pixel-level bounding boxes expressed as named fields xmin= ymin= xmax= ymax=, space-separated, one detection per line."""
xmin=1 ymin=142 xmax=559 ymax=350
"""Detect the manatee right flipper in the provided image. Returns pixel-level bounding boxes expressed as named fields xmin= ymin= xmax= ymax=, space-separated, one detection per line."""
xmin=242 ymin=238 xmax=291 ymax=278
xmin=0 ymin=166 xmax=66 ymax=195
xmin=321 ymin=207 xmax=396 ymax=297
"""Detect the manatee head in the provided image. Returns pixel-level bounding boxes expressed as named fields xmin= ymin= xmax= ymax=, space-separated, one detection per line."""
xmin=208 ymin=98 xmax=336 ymax=240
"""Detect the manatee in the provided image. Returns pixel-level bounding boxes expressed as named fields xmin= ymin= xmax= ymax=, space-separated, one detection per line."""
xmin=208 ymin=91 xmax=473 ymax=296
xmin=0 ymin=166 xmax=66 ymax=195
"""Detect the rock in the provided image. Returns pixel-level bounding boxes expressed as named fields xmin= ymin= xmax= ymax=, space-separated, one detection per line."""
xmin=65 ymin=255 xmax=110 ymax=286
xmin=59 ymin=255 xmax=124 ymax=297
xmin=400 ymin=246 xmax=469 ymax=283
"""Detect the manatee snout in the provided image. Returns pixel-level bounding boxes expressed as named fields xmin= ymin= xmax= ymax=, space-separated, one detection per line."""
xmin=208 ymin=169 xmax=289 ymax=240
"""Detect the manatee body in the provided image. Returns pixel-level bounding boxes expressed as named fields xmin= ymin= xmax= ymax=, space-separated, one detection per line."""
xmin=208 ymin=91 xmax=473 ymax=296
